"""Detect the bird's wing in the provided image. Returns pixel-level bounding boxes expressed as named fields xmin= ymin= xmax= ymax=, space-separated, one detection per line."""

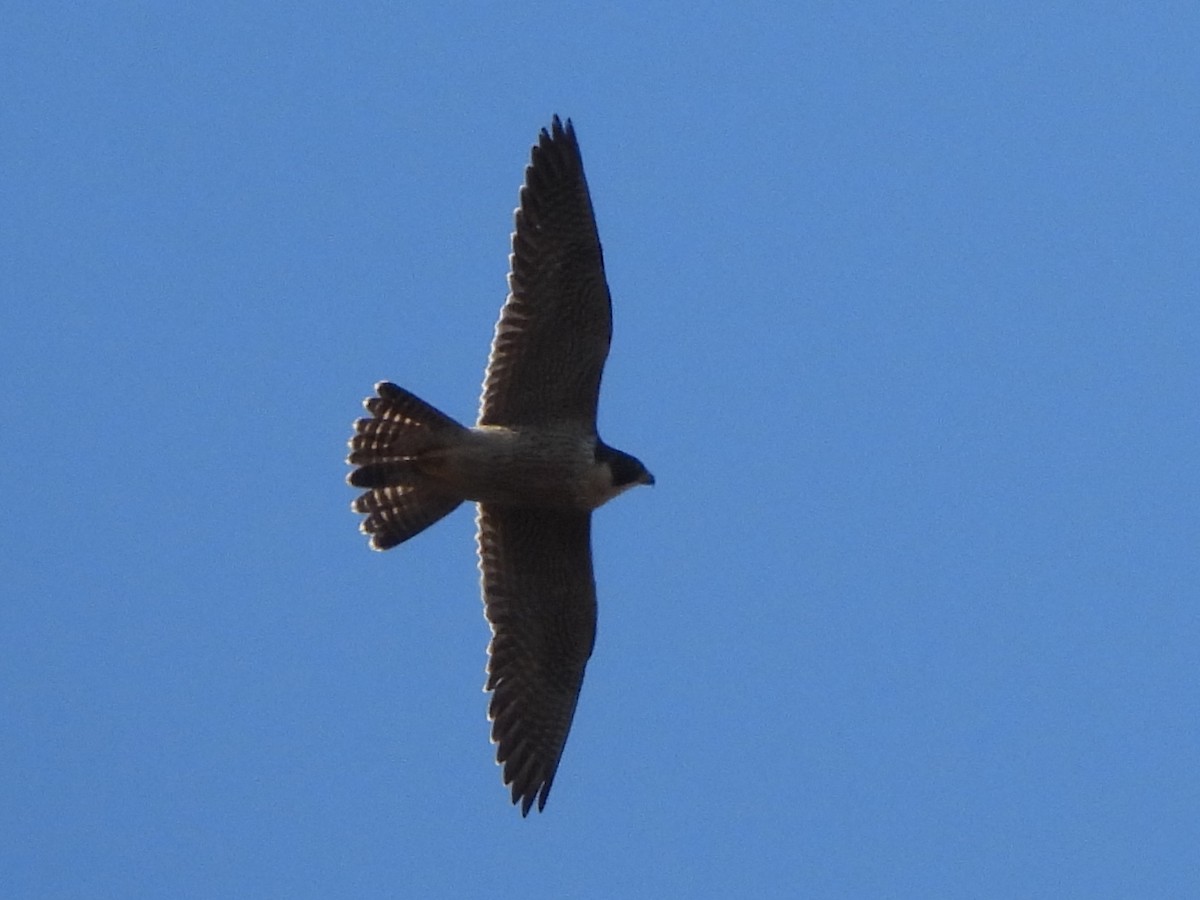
xmin=478 ymin=116 xmax=613 ymax=429
xmin=476 ymin=504 xmax=597 ymax=815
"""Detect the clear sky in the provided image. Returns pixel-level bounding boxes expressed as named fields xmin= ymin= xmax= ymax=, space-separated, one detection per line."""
xmin=3 ymin=4 xmax=1197 ymax=898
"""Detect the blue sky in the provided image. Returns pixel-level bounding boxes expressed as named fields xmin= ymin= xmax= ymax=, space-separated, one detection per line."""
xmin=3 ymin=3 xmax=1198 ymax=897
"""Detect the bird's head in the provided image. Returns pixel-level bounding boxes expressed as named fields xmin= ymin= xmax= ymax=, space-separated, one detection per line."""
xmin=592 ymin=441 xmax=654 ymax=507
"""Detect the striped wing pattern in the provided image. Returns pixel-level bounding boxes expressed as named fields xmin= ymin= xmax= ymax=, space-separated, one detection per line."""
xmin=476 ymin=504 xmax=597 ymax=815
xmin=479 ymin=116 xmax=613 ymax=429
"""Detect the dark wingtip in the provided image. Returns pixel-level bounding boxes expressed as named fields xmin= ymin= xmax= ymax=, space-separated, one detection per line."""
xmin=509 ymin=772 xmax=553 ymax=817
xmin=515 ymin=786 xmax=548 ymax=817
xmin=543 ymin=114 xmax=575 ymax=146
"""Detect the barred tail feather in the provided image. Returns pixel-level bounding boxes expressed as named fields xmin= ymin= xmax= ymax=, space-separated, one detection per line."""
xmin=348 ymin=460 xmax=422 ymax=489
xmin=348 ymin=382 xmax=467 ymax=464
xmin=347 ymin=382 xmax=468 ymax=548
xmin=353 ymin=485 xmax=463 ymax=550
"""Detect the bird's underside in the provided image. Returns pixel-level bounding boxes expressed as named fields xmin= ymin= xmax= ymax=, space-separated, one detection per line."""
xmin=347 ymin=116 xmax=650 ymax=815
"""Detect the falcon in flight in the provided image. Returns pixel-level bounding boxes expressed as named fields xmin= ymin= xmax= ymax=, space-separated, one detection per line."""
xmin=346 ymin=116 xmax=653 ymax=815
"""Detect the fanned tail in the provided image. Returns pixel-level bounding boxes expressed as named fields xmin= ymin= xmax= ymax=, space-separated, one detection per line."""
xmin=351 ymin=484 xmax=462 ymax=550
xmin=347 ymin=382 xmax=467 ymax=549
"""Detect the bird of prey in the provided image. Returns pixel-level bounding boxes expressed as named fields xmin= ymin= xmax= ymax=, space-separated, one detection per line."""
xmin=346 ymin=116 xmax=653 ymax=815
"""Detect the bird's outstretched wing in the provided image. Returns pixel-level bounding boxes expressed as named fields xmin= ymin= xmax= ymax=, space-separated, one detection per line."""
xmin=476 ymin=504 xmax=597 ymax=815
xmin=478 ymin=116 xmax=613 ymax=429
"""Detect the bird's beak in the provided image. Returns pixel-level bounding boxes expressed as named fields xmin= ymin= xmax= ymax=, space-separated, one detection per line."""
xmin=641 ymin=470 xmax=656 ymax=486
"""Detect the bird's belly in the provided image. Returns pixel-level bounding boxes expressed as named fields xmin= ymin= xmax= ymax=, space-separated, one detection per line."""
xmin=430 ymin=427 xmax=595 ymax=508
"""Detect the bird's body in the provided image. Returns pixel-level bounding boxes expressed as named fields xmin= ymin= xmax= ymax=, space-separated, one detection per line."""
xmin=419 ymin=426 xmax=611 ymax=509
xmin=347 ymin=116 xmax=652 ymax=815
